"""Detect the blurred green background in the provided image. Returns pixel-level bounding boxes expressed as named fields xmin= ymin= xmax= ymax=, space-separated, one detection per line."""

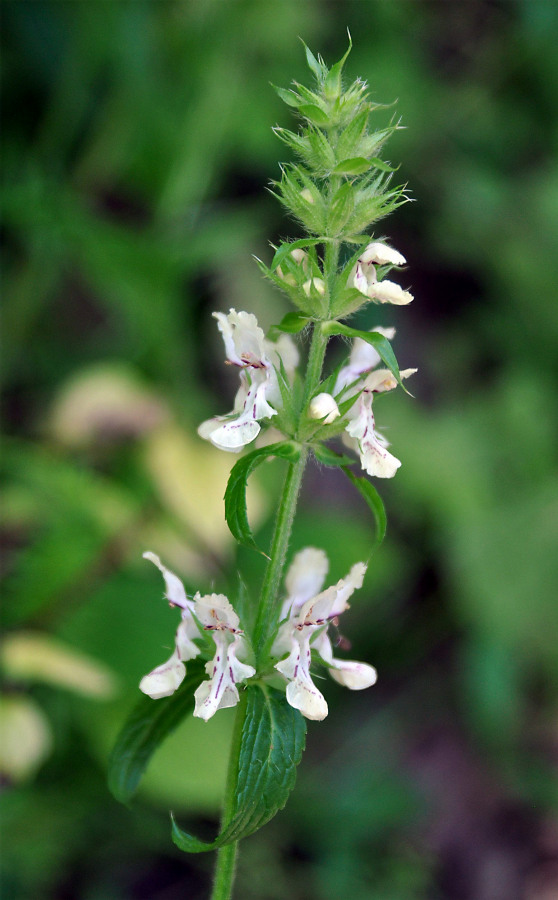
xmin=2 ymin=1 xmax=558 ymax=898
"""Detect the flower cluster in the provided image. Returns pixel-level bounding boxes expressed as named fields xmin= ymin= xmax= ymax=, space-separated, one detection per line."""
xmin=306 ymin=239 xmax=416 ymax=478
xmin=139 ymin=548 xmax=376 ymax=723
xmin=271 ymin=547 xmax=377 ymax=720
xmin=197 ymin=242 xmax=415 ymax=476
xmin=139 ymin=553 xmax=255 ymax=721
xmin=197 ymin=309 xmax=298 ymax=452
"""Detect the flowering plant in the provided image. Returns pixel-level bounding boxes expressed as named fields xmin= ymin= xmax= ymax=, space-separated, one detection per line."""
xmin=109 ymin=39 xmax=415 ymax=900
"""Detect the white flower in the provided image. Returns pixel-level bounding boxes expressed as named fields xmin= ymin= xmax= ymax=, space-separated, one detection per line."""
xmin=351 ymin=241 xmax=413 ymax=306
xmin=334 ymin=326 xmax=396 ymax=395
xmin=309 ymin=392 xmax=340 ymax=424
xmin=198 ymin=309 xmax=298 ymax=452
xmin=368 ymin=280 xmax=413 ymax=306
xmin=344 ymin=386 xmax=401 ymax=478
xmin=139 ymin=554 xmax=255 ymax=717
xmin=272 ymin=549 xmax=376 ymax=721
xmin=359 ymin=241 xmax=406 ymax=267
xmin=192 ymin=593 xmax=256 ymax=722
xmin=333 ymin=328 xmax=416 ymax=479
xmin=278 ymin=546 xmax=330 ymax=624
xmin=139 ymin=553 xmax=201 ymax=700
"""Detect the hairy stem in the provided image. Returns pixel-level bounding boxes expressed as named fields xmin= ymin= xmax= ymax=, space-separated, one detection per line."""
xmin=209 ymin=692 xmax=247 ymax=900
xmin=252 ymin=445 xmax=308 ymax=662
xmin=212 ymin=139 xmax=343 ymax=899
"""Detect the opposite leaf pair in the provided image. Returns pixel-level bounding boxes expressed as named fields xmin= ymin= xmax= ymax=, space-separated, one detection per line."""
xmin=140 ymin=547 xmax=376 ymax=722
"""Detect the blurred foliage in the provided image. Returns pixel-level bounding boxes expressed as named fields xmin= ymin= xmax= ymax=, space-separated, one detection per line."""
xmin=1 ymin=1 xmax=558 ymax=899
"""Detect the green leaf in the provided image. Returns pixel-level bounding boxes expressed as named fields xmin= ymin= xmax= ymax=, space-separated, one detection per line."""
xmin=301 ymin=40 xmax=323 ymax=81
xmin=271 ymin=84 xmax=301 ymax=108
xmin=108 ymin=661 xmax=206 ymax=804
xmin=324 ymin=34 xmax=352 ymax=100
xmin=298 ymin=104 xmax=330 ymax=126
xmin=322 ymin=322 xmax=404 ymax=389
xmin=336 ymin=109 xmax=370 ymax=160
xmin=271 ymin=312 xmax=310 ymax=335
xmin=272 ymin=358 xmax=297 ymax=435
xmin=313 ymin=445 xmax=355 ymax=467
xmin=254 ymin=256 xmax=316 ymax=316
xmin=224 ymin=442 xmax=301 ymax=552
xmin=341 ymin=467 xmax=387 ymax=545
xmin=332 ymin=157 xmax=372 ymax=176
xmin=171 ymin=684 xmax=306 ymax=853
xmin=328 ymin=181 xmax=354 ymax=234
xmin=369 ymin=157 xmax=399 ymax=173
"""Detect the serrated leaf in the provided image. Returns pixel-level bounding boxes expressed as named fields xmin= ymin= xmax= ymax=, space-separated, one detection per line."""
xmin=171 ymin=684 xmax=306 ymax=853
xmin=332 ymin=157 xmax=372 ymax=176
xmin=369 ymin=157 xmax=399 ymax=173
xmin=224 ymin=442 xmax=301 ymax=552
xmin=313 ymin=445 xmax=355 ymax=467
xmin=322 ymin=322 xmax=403 ymax=389
xmin=298 ymin=104 xmax=330 ymax=126
xmin=341 ymin=467 xmax=387 ymax=545
xmin=108 ymin=661 xmax=206 ymax=804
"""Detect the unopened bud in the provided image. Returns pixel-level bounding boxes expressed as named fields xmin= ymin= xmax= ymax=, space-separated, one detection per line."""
xmin=303 ymin=278 xmax=326 ymax=296
xmin=300 ymin=188 xmax=315 ymax=205
xmin=309 ymin=392 xmax=340 ymax=424
xmin=290 ymin=248 xmax=308 ymax=265
xmin=276 ymin=266 xmax=297 ymax=285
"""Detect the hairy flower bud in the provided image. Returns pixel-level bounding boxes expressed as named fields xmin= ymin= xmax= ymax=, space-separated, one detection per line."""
xmin=309 ymin=392 xmax=340 ymax=424
xmin=303 ymin=277 xmax=325 ymax=296
xmin=300 ymin=188 xmax=315 ymax=204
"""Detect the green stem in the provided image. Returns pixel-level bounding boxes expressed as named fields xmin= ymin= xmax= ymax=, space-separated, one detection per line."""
xmin=252 ymin=445 xmax=308 ymax=662
xmin=211 ymin=152 xmax=343 ymax=900
xmin=210 ymin=692 xmax=247 ymax=900
xmin=301 ymin=321 xmax=329 ymax=409
xmin=252 ymin=319 xmax=331 ymax=663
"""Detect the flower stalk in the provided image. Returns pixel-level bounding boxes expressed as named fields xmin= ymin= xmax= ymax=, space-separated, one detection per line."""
xmin=111 ymin=38 xmax=417 ymax=900
xmin=253 ymin=445 xmax=308 ymax=663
